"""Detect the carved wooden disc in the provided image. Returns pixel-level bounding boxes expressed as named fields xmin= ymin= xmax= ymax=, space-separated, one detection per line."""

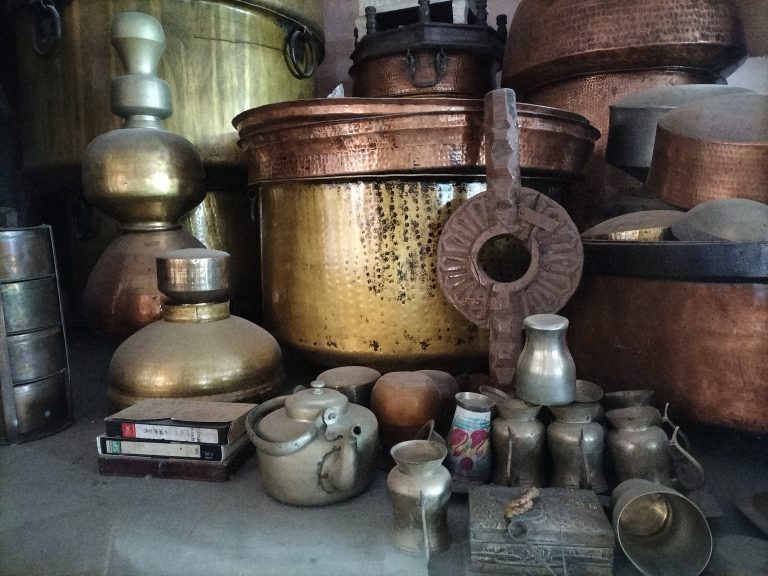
xmin=437 ymin=186 xmax=583 ymax=385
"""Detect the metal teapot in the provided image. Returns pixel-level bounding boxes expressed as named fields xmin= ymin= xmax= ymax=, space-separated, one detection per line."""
xmin=246 ymin=381 xmax=379 ymax=506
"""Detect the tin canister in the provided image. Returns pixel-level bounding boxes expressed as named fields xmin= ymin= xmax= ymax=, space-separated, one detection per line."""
xmin=446 ymin=392 xmax=494 ymax=486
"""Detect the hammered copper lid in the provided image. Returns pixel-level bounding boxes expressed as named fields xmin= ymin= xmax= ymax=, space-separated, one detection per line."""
xmin=645 ymin=93 xmax=768 ymax=208
xmin=233 ymin=98 xmax=599 ymax=182
xmin=156 ymin=248 xmax=230 ymax=304
xmin=502 ymin=0 xmax=746 ymax=91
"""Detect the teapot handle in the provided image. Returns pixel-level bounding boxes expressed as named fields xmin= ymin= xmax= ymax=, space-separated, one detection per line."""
xmin=245 ymin=396 xmax=322 ymax=457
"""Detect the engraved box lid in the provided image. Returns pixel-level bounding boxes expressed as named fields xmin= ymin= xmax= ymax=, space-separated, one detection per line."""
xmin=469 ymin=486 xmax=614 ymax=573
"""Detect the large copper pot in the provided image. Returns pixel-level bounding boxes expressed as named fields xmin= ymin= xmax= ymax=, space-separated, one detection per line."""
xmin=13 ymin=0 xmax=323 ymax=317
xmin=563 ymin=240 xmax=768 ymax=433
xmin=645 ymin=93 xmax=768 ymax=208
xmin=502 ymin=0 xmax=746 ymax=91
xmin=234 ymin=98 xmax=598 ymax=370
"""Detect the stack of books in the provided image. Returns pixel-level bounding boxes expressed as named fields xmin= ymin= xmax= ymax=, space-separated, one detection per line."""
xmin=96 ymin=399 xmax=256 ymax=482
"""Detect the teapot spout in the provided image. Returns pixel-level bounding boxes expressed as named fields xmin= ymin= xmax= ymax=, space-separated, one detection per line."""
xmin=326 ymin=425 xmax=362 ymax=493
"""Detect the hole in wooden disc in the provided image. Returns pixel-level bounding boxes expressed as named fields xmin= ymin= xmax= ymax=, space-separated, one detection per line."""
xmin=477 ymin=234 xmax=532 ymax=283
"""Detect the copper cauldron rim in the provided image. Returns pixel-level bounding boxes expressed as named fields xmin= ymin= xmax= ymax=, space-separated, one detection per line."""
xmin=232 ymin=97 xmax=597 ymax=134
xmin=505 ymin=66 xmax=726 ymax=95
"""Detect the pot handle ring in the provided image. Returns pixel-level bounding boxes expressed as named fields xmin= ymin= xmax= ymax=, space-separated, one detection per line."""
xmin=30 ymin=0 xmax=61 ymax=57
xmin=246 ymin=396 xmax=322 ymax=457
xmin=284 ymin=25 xmax=320 ymax=79
xmin=405 ymin=47 xmax=448 ymax=88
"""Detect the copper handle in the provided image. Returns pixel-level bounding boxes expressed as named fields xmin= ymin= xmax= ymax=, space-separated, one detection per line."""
xmin=284 ymin=26 xmax=319 ymax=79
xmin=405 ymin=48 xmax=448 ymax=88
xmin=30 ymin=0 xmax=61 ymax=57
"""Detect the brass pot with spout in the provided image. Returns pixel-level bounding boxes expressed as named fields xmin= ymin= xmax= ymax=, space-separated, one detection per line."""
xmin=246 ymin=381 xmax=379 ymax=506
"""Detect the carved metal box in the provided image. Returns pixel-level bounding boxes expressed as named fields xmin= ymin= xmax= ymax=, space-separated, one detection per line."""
xmin=469 ymin=486 xmax=614 ymax=575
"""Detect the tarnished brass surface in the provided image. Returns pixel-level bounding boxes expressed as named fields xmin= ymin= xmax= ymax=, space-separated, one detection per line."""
xmin=82 ymin=127 xmax=206 ymax=231
xmin=234 ymin=98 xmax=599 ymax=182
xmin=646 ymin=93 xmax=768 ymax=209
xmin=14 ymin=0 xmax=320 ymax=188
xmin=82 ymin=229 xmax=205 ymax=336
xmin=563 ymin=250 xmax=768 ymax=433
xmin=581 ymin=210 xmax=683 ymax=241
xmin=502 ymin=0 xmax=746 ymax=91
xmin=156 ymin=249 xmax=230 ymax=304
xmin=260 ymin=177 xmax=489 ymax=371
xmin=0 ymin=278 xmax=61 ymax=334
xmin=108 ymin=314 xmax=284 ymax=407
xmin=0 ymin=228 xmax=55 ymax=280
xmin=162 ymin=302 xmax=231 ymax=323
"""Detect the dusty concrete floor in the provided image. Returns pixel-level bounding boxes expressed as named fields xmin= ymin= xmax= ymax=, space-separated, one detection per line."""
xmin=1 ymin=324 xmax=767 ymax=576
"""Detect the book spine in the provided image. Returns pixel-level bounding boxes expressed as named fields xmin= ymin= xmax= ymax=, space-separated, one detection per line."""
xmin=97 ymin=436 xmax=227 ymax=461
xmin=104 ymin=421 xmax=225 ymax=444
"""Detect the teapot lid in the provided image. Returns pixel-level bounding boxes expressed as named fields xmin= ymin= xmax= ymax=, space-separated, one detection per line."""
xmin=285 ymin=380 xmax=349 ymax=422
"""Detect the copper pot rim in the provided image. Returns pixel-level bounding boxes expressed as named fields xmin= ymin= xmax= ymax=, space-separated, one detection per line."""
xmin=504 ymin=66 xmax=726 ymax=95
xmin=232 ymin=97 xmax=597 ymax=137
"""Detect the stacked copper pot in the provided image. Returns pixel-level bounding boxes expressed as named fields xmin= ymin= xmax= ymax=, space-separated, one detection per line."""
xmin=501 ymin=0 xmax=748 ymax=227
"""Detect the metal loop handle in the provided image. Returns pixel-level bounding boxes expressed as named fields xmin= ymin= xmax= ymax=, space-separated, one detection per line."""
xmin=405 ymin=48 xmax=448 ymax=88
xmin=670 ymin=426 xmax=706 ymax=491
xmin=284 ymin=26 xmax=318 ymax=79
xmin=30 ymin=0 xmax=61 ymax=57
xmin=245 ymin=396 xmax=322 ymax=456
xmin=69 ymin=196 xmax=96 ymax=241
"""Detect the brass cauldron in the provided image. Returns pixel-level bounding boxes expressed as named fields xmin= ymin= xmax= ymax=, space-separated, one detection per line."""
xmin=235 ymin=98 xmax=598 ymax=371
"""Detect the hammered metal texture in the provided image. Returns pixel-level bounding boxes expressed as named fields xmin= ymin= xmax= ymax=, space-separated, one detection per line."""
xmin=523 ymin=69 xmax=720 ymax=229
xmin=351 ymin=51 xmax=494 ymax=98
xmin=234 ymin=98 xmax=599 ymax=182
xmin=645 ymin=93 xmax=768 ymax=209
xmin=564 ymin=273 xmax=768 ymax=434
xmin=260 ymin=177 xmax=490 ymax=372
xmin=502 ymin=0 xmax=746 ymax=91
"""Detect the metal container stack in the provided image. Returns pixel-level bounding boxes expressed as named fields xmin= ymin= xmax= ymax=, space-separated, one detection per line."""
xmin=0 ymin=226 xmax=71 ymax=443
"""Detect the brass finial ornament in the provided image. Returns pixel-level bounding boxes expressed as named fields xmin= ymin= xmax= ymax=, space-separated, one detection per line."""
xmin=81 ymin=11 xmax=206 ymax=335
xmin=108 ymin=248 xmax=284 ymax=407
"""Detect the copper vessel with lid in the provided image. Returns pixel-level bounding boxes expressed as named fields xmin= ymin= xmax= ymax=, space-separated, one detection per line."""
xmin=108 ymin=248 xmax=284 ymax=407
xmin=645 ymin=93 xmax=768 ymax=208
xmin=349 ymin=0 xmax=505 ymax=99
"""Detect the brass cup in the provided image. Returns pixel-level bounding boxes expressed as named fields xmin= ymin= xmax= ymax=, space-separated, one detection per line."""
xmin=612 ymin=479 xmax=712 ymax=576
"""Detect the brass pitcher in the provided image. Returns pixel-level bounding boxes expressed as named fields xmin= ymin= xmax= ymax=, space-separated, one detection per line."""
xmin=515 ymin=314 xmax=576 ymax=406
xmin=387 ymin=440 xmax=452 ymax=556
xmin=547 ymin=403 xmax=608 ymax=493
xmin=491 ymin=399 xmax=545 ymax=488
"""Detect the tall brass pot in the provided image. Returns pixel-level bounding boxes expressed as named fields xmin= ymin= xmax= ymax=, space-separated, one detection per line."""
xmin=260 ymin=177 xmax=489 ymax=372
xmin=13 ymin=0 xmax=323 ymax=318
xmin=563 ymin=240 xmax=768 ymax=433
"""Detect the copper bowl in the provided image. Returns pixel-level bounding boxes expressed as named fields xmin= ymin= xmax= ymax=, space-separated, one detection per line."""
xmin=645 ymin=93 xmax=768 ymax=209
xmin=502 ymin=0 xmax=746 ymax=91
xmin=233 ymin=97 xmax=599 ymax=182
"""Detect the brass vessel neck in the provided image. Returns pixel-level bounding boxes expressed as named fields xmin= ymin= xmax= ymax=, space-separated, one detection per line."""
xmin=163 ymin=301 xmax=230 ymax=323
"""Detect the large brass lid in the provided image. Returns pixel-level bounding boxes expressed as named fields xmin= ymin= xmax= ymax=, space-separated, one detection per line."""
xmin=156 ymin=248 xmax=230 ymax=304
xmin=233 ymin=98 xmax=599 ymax=182
xmin=502 ymin=0 xmax=746 ymax=91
